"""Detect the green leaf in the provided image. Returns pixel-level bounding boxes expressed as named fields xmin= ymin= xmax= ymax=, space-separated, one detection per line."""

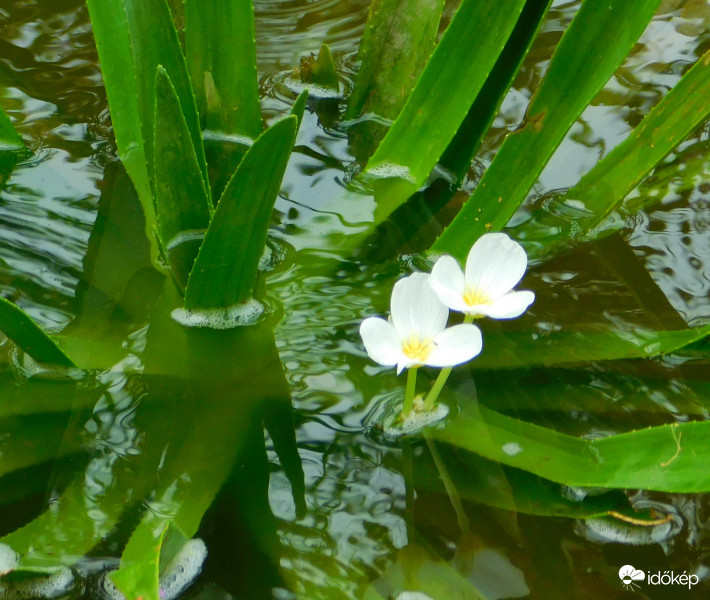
xmin=0 ymin=102 xmax=24 ymax=151
xmin=433 ymin=0 xmax=662 ymax=261
xmin=185 ymin=0 xmax=262 ymax=139
xmin=346 ymin=0 xmax=444 ymax=122
xmin=291 ymin=90 xmax=308 ymax=130
xmin=85 ymin=0 xmax=152 ymax=221
xmin=0 ymin=298 xmax=74 ymax=367
xmin=122 ymin=0 xmax=208 ymax=195
xmin=434 ymin=402 xmax=710 ymax=492
xmin=345 ymin=0 xmax=445 ymax=161
xmin=517 ymin=47 xmax=710 ymax=260
xmin=153 ymin=66 xmax=212 ymax=289
xmin=363 ymin=0 xmax=527 ymax=223
xmin=110 ymin=518 xmax=168 ymax=600
xmin=86 ymin=0 xmax=210 ymax=262
xmin=184 ymin=116 xmax=297 ymax=309
xmin=438 ymin=0 xmax=552 ymax=186
xmin=474 ymin=322 xmax=710 ymax=369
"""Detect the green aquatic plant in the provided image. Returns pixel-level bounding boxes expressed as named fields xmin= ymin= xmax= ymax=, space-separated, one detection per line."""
xmin=0 ymin=0 xmax=710 ymax=598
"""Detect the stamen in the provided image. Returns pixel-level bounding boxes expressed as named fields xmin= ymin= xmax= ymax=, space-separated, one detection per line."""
xmin=463 ymin=286 xmax=490 ymax=307
xmin=402 ymin=335 xmax=434 ymax=362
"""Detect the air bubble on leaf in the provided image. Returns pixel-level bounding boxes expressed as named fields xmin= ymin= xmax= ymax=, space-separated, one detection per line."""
xmin=201 ymin=130 xmax=254 ymax=147
xmin=366 ymin=162 xmax=416 ymax=184
xmin=282 ymin=78 xmax=342 ymax=99
xmin=395 ymin=592 xmax=435 ymax=600
xmin=165 ymin=230 xmax=206 ymax=251
xmin=382 ymin=401 xmax=450 ymax=439
xmin=502 ymin=442 xmax=523 ymax=456
xmin=171 ymin=299 xmax=264 ymax=329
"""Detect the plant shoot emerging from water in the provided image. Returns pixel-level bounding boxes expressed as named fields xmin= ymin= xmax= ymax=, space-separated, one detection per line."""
xmin=429 ymin=233 xmax=535 ymax=319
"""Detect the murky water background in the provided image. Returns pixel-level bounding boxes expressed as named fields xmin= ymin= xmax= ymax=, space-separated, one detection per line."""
xmin=1 ymin=0 xmax=710 ymax=598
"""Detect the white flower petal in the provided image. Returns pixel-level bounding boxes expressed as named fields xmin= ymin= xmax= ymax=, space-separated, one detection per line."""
xmin=474 ymin=290 xmax=535 ymax=319
xmin=360 ymin=317 xmax=402 ymax=367
xmin=426 ymin=324 xmax=483 ymax=367
xmin=465 ymin=233 xmax=528 ymax=300
xmin=391 ymin=272 xmax=447 ymax=340
xmin=429 ymin=255 xmax=470 ymax=313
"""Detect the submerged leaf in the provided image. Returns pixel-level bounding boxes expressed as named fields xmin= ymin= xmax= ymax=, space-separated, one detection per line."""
xmin=435 ymin=402 xmax=710 ymax=492
xmin=0 ymin=298 xmax=74 ymax=367
xmin=474 ymin=322 xmax=710 ymax=369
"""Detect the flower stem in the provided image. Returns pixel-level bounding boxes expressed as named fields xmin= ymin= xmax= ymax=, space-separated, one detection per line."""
xmin=422 ymin=313 xmax=475 ymax=411
xmin=402 ymin=367 xmax=418 ymax=417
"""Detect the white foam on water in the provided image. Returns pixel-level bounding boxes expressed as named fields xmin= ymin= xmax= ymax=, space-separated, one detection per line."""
xmin=97 ymin=539 xmax=206 ymax=600
xmin=97 ymin=574 xmax=124 ymax=600
xmin=201 ymin=130 xmax=254 ymax=147
xmin=171 ymin=299 xmax=264 ymax=329
xmin=366 ymin=162 xmax=416 ymax=184
xmin=395 ymin=592 xmax=435 ymax=600
xmin=282 ymin=78 xmax=342 ymax=99
xmin=502 ymin=442 xmax=523 ymax=457
xmin=382 ymin=401 xmax=450 ymax=438
xmin=159 ymin=539 xmax=208 ymax=600
xmin=165 ymin=230 xmax=206 ymax=251
xmin=0 ymin=544 xmax=18 ymax=575
xmin=0 ymin=568 xmax=74 ymax=599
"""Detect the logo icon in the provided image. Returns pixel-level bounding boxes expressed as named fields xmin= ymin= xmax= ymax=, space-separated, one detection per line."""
xmin=619 ymin=565 xmax=645 ymax=590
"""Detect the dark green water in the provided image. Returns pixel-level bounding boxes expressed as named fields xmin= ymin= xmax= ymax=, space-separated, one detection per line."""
xmin=1 ymin=0 xmax=710 ymax=598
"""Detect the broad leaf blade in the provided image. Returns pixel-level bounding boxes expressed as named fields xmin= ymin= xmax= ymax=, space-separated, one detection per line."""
xmin=0 ymin=298 xmax=74 ymax=367
xmin=363 ymin=0 xmax=527 ymax=222
xmin=474 ymin=322 xmax=710 ymax=369
xmin=435 ymin=403 xmax=710 ymax=492
xmin=184 ymin=116 xmax=297 ymax=309
xmin=434 ymin=0 xmax=663 ymax=261
xmin=185 ymin=0 xmax=262 ymax=139
xmin=153 ymin=66 xmax=212 ymax=289
xmin=0 ymin=102 xmax=24 ymax=151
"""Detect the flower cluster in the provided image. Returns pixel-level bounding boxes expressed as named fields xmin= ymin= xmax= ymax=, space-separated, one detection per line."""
xmin=360 ymin=233 xmax=534 ymax=414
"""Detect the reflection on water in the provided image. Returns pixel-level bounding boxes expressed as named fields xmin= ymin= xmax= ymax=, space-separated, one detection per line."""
xmin=0 ymin=0 xmax=710 ymax=598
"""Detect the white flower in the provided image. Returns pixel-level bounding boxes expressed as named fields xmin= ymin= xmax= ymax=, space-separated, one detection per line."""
xmin=360 ymin=272 xmax=482 ymax=374
xmin=430 ymin=233 xmax=535 ymax=319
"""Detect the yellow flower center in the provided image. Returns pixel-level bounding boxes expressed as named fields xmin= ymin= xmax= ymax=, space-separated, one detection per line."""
xmin=463 ymin=286 xmax=490 ymax=307
xmin=402 ymin=335 xmax=434 ymax=362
